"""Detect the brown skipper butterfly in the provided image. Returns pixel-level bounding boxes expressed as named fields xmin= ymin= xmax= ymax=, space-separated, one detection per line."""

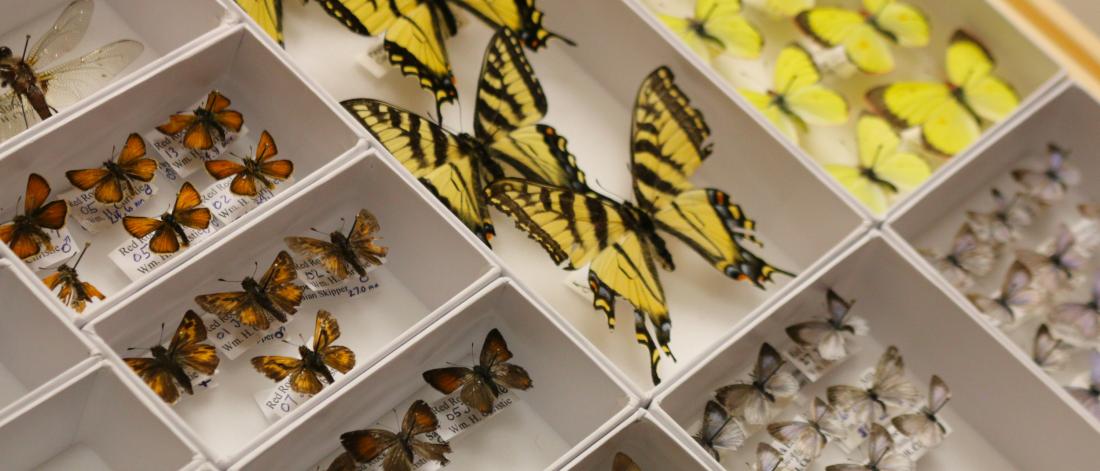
xmin=123 ymin=310 xmax=220 ymax=404
xmin=42 ymin=242 xmax=104 ymax=313
xmin=65 ymin=133 xmax=157 ymax=204
xmin=194 ymin=250 xmax=304 ymax=330
xmin=122 ymin=181 xmax=212 ymax=254
xmin=422 ymin=328 xmax=533 ymax=415
xmin=205 ymin=130 xmax=293 ymax=196
xmin=339 ymin=400 xmax=452 ymax=471
xmin=156 ymin=90 xmax=244 ymax=150
xmin=0 ymin=173 xmax=68 ymax=259
xmin=250 ymin=310 xmax=356 ymax=395
xmin=284 ymin=209 xmax=387 ymax=282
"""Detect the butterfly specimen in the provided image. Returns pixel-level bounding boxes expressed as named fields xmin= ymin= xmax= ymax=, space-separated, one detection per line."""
xmin=1033 ymin=324 xmax=1069 ymax=371
xmin=42 ymin=243 xmax=104 ymax=313
xmin=205 ymin=129 xmax=293 ymax=197
xmin=317 ymin=0 xmax=571 ymax=116
xmin=65 ymin=133 xmax=157 ymax=204
xmin=194 ymin=250 xmax=304 ymax=330
xmin=868 ymin=31 xmax=1019 ymax=156
xmin=740 ymin=44 xmax=848 ymax=145
xmin=236 ymin=0 xmax=284 ymax=46
xmin=658 ymin=0 xmax=762 ymax=61
xmin=755 ymin=442 xmax=782 ymax=471
xmin=0 ymin=173 xmax=68 ymax=259
xmin=487 ymin=66 xmax=791 ymax=384
xmin=1012 ymin=143 xmax=1080 ymax=205
xmin=922 ymin=224 xmax=994 ymax=291
xmin=1050 ymin=272 xmax=1100 ymax=341
xmin=122 ymin=182 xmax=212 ymax=254
xmin=827 ymin=346 xmax=919 ymax=426
xmin=422 ymin=328 xmax=533 ymax=415
xmin=693 ymin=399 xmax=746 ymax=462
xmin=715 ymin=343 xmax=799 ymax=424
xmin=285 ymin=208 xmax=387 ymax=282
xmin=796 ymin=0 xmax=929 ymax=75
xmin=825 ymin=423 xmax=913 ymax=471
xmin=156 ymin=90 xmax=244 ymax=150
xmin=1016 ymin=223 xmax=1086 ymax=292
xmin=612 ymin=452 xmax=640 ymax=471
xmin=1066 ymin=351 xmax=1100 ymax=420
xmin=768 ymin=397 xmax=846 ymax=459
xmin=123 ymin=310 xmax=220 ymax=404
xmin=967 ymin=260 xmax=1042 ymax=326
xmin=746 ymin=0 xmax=814 ymax=19
xmin=786 ymin=288 xmax=869 ymax=361
xmin=892 ymin=375 xmax=950 ymax=448
xmin=251 ymin=310 xmax=356 ymax=395
xmin=339 ymin=399 xmax=452 ymax=471
xmin=343 ymin=28 xmax=588 ymax=246
xmin=0 ymin=0 xmax=143 ymax=142
xmin=825 ymin=114 xmax=930 ymax=214
xmin=966 ymin=188 xmax=1038 ymax=244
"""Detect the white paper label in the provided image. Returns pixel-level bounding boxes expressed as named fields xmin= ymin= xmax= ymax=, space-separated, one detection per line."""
xmin=769 ymin=440 xmax=814 ymax=471
xmin=146 ymin=118 xmax=246 ymax=178
xmin=430 ymin=387 xmax=519 ymax=441
xmin=203 ymin=313 xmax=289 ymax=360
xmin=23 ymin=227 xmax=76 ymax=270
xmin=300 ymin=272 xmax=381 ymax=302
xmin=201 ymin=175 xmax=289 ymax=226
xmin=62 ymin=181 xmax=158 ymax=233
xmin=295 ymin=254 xmax=386 ymax=290
xmin=108 ymin=219 xmax=222 ymax=281
xmin=255 ymin=362 xmax=343 ymax=421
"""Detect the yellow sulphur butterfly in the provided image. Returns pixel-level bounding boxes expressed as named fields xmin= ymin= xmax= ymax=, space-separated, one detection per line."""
xmin=739 ymin=44 xmax=848 ymax=144
xmin=745 ymin=0 xmax=814 ymax=19
xmin=659 ymin=0 xmax=763 ymax=60
xmin=826 ymin=114 xmax=930 ymax=214
xmin=796 ymin=0 xmax=930 ymax=74
xmin=867 ymin=30 xmax=1020 ymax=156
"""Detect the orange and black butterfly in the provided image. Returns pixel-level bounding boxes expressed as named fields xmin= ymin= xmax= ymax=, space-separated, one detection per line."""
xmin=123 ymin=310 xmax=220 ymax=404
xmin=65 ymin=133 xmax=157 ymax=204
xmin=42 ymin=242 xmax=104 ymax=313
xmin=250 ymin=310 xmax=356 ymax=395
xmin=194 ymin=250 xmax=304 ymax=330
xmin=156 ymin=90 xmax=244 ymax=150
xmin=205 ymin=130 xmax=293 ymax=196
xmin=0 ymin=173 xmax=68 ymax=259
xmin=339 ymin=400 xmax=452 ymax=471
xmin=284 ymin=208 xmax=387 ymax=282
xmin=122 ymin=182 xmax=212 ymax=254
xmin=422 ymin=328 xmax=533 ymax=415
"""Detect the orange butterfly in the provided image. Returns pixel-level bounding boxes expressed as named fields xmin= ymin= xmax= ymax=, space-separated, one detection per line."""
xmin=0 ymin=173 xmax=68 ymax=259
xmin=65 ymin=133 xmax=157 ymax=204
xmin=194 ymin=250 xmax=304 ymax=330
xmin=156 ymin=90 xmax=244 ymax=150
xmin=124 ymin=310 xmax=221 ymax=404
xmin=339 ymin=400 xmax=452 ymax=471
xmin=284 ymin=208 xmax=387 ymax=282
xmin=250 ymin=310 xmax=356 ymax=395
xmin=122 ymin=182 xmax=212 ymax=254
xmin=205 ymin=130 xmax=293 ymax=196
xmin=42 ymin=243 xmax=104 ymax=313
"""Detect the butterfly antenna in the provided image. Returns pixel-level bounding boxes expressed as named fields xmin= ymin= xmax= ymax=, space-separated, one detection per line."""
xmin=308 ymin=227 xmax=327 ymax=236
xmin=157 ymin=322 xmax=166 ymax=345
xmin=339 ymin=217 xmax=346 ymax=232
xmin=20 ymin=35 xmax=29 ymax=62
xmin=590 ymin=178 xmax=627 ymax=204
xmin=470 ymin=342 xmax=477 ymax=361
xmin=216 ymin=277 xmax=243 ymax=284
xmin=252 ymin=261 xmax=259 ymax=279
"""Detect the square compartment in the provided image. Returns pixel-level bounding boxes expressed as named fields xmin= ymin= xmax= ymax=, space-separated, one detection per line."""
xmin=85 ymin=148 xmax=499 ymax=464
xmin=0 ymin=260 xmax=95 ymax=415
xmin=564 ymin=409 xmax=709 ymax=470
xmin=0 ymin=25 xmax=362 ymax=322
xmin=265 ymin=0 xmax=867 ymax=394
xmin=0 ymin=361 xmax=199 ymax=471
xmin=231 ymin=279 xmax=638 ymax=471
xmin=0 ymin=0 xmax=228 ymax=150
xmin=652 ymin=234 xmax=1099 ymax=470
xmin=632 ymin=0 xmax=1063 ymax=218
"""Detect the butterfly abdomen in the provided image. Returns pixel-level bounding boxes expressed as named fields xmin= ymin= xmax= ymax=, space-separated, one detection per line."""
xmin=244 ymin=277 xmax=286 ymax=323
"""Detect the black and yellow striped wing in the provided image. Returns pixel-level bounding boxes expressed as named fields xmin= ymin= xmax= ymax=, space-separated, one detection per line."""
xmin=632 ymin=66 xmax=792 ymax=286
xmin=450 ymin=0 xmax=573 ymax=49
xmin=342 ymin=99 xmax=494 ymax=245
xmin=383 ymin=3 xmax=458 ymax=115
xmin=475 ymin=28 xmax=587 ymax=192
xmin=316 ymin=0 xmax=420 ymax=35
xmin=237 ymin=0 xmax=284 ymax=45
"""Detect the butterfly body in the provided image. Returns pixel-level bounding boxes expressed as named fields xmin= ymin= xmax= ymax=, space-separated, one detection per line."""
xmin=157 ymin=91 xmax=244 ymax=150
xmin=243 ymin=275 xmax=286 ymax=323
xmin=122 ymin=182 xmax=211 ymax=254
xmin=285 ymin=209 xmax=387 ymax=282
xmin=43 ymin=257 xmax=105 ymax=313
xmin=329 ymin=230 xmax=367 ymax=278
xmin=150 ymin=344 xmax=194 ymax=395
xmin=194 ymin=251 xmax=303 ymax=330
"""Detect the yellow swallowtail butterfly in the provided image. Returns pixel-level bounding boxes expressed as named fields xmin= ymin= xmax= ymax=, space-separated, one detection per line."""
xmin=658 ymin=0 xmax=763 ymax=60
xmin=796 ymin=0 xmax=929 ymax=74
xmin=867 ymin=30 xmax=1019 ymax=156
xmin=739 ymin=44 xmax=848 ymax=144
xmin=236 ymin=0 xmax=284 ymax=46
xmin=826 ymin=114 xmax=930 ymax=214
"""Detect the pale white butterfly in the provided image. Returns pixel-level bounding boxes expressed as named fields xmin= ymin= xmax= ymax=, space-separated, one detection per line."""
xmin=1049 ymin=272 xmax=1100 ymax=341
xmin=755 ymin=442 xmax=782 ymax=471
xmin=1033 ymin=323 xmax=1070 ymax=371
xmin=966 ymin=188 xmax=1038 ymax=244
xmin=715 ymin=342 xmax=799 ymax=424
xmin=824 ymin=423 xmax=914 ymax=471
xmin=967 ymin=260 xmax=1043 ymax=326
xmin=923 ymin=224 xmax=994 ymax=290
xmin=786 ymin=289 xmax=869 ymax=361
xmin=693 ymin=399 xmax=747 ymax=462
xmin=1065 ymin=350 xmax=1100 ymax=421
xmin=1012 ymin=143 xmax=1080 ymax=205
xmin=767 ymin=397 xmax=846 ymax=459
xmin=892 ymin=375 xmax=950 ymax=448
xmin=827 ymin=346 xmax=920 ymax=426
xmin=1016 ymin=223 xmax=1087 ymax=292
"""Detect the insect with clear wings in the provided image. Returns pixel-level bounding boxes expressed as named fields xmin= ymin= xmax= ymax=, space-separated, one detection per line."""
xmin=0 ymin=0 xmax=143 ymax=142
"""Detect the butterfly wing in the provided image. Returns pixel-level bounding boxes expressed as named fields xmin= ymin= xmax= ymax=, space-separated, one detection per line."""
xmin=767 ymin=419 xmax=823 ymax=458
xmin=35 ymin=39 xmax=143 ymax=111
xmin=64 ymin=167 xmax=110 ymax=196
xmin=205 ymin=159 xmax=247 ymax=184
xmin=423 ymin=366 xmax=474 ymax=394
xmin=482 ymin=329 xmax=534 ymax=391
xmin=384 ymin=3 xmax=457 ymax=113
xmin=869 ymin=0 xmax=930 ymax=47
xmin=347 ymin=208 xmax=388 ymax=266
xmin=612 ymin=452 xmax=641 ymax=471
xmin=121 ymin=216 xmax=165 ymax=240
xmin=259 ymin=251 xmax=304 ymax=315
xmin=449 ymin=0 xmax=569 ymax=49
xmin=285 ymin=236 xmax=348 ymax=281
xmin=716 ymin=383 xmax=770 ymax=425
xmin=341 ymin=428 xmax=400 ymax=465
xmin=117 ymin=133 xmax=156 ymax=181
xmin=172 ymin=182 xmax=211 ymax=230
xmin=694 ymin=399 xmax=746 ymax=459
xmin=167 ymin=310 xmax=220 ymax=376
xmin=236 ymin=0 xmax=284 ymax=45
xmin=124 ymin=357 xmax=180 ymax=404
xmin=867 ymin=82 xmax=978 ymax=156
xmin=343 ymin=99 xmax=494 ymax=245
xmin=156 ymin=113 xmax=197 ymax=137
xmin=778 ymin=45 xmax=848 ymax=125
xmin=250 ymin=355 xmax=310 ymax=392
xmin=194 ymin=291 xmax=270 ymax=330
xmin=949 ymin=31 xmax=1018 ymax=123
